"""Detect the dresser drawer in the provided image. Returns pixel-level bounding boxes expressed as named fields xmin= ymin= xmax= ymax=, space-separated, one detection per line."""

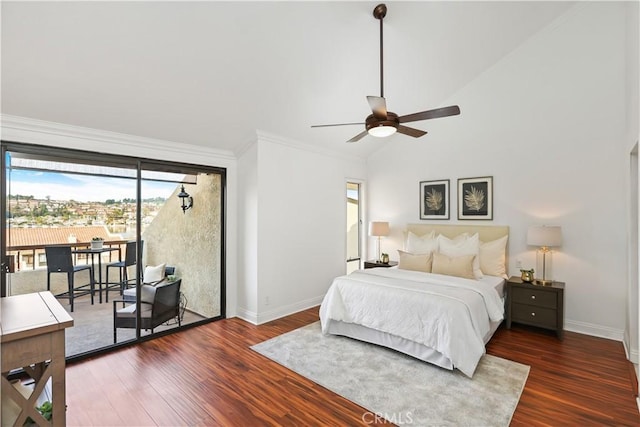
xmin=511 ymin=287 xmax=557 ymax=309
xmin=511 ymin=303 xmax=557 ymax=328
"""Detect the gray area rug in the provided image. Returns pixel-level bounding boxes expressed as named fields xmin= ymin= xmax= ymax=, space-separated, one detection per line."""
xmin=252 ymin=322 xmax=529 ymax=427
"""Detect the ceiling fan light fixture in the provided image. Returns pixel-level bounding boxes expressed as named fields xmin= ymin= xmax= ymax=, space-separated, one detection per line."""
xmin=368 ymin=125 xmax=397 ymax=138
xmin=311 ymin=3 xmax=461 ymax=143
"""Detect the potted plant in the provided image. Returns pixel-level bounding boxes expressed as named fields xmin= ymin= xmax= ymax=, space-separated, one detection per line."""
xmin=91 ymin=236 xmax=104 ymax=250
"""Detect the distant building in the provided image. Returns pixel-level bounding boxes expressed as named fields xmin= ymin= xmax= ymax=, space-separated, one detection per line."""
xmin=6 ymin=225 xmax=117 ymax=270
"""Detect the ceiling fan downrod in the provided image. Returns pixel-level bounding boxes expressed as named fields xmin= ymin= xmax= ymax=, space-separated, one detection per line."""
xmin=310 ymin=2 xmax=461 ymax=143
xmin=373 ymin=4 xmax=387 ymax=98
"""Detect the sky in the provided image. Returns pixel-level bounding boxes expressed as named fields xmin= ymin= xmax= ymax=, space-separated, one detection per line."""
xmin=6 ymin=169 xmax=178 ymax=202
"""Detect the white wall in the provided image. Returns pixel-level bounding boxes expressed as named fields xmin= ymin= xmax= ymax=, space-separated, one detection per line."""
xmin=236 ymin=131 xmax=367 ymax=324
xmin=237 ymin=142 xmax=259 ymax=318
xmin=625 ymin=1 xmax=640 ymax=367
xmin=368 ymin=2 xmax=629 ymax=339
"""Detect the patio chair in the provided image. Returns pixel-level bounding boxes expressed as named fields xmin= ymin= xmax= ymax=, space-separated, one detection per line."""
xmin=112 ymin=279 xmax=182 ymax=343
xmin=122 ymin=264 xmax=175 ymax=302
xmin=45 ymin=245 xmax=95 ymax=312
xmin=105 ymin=240 xmax=143 ymax=302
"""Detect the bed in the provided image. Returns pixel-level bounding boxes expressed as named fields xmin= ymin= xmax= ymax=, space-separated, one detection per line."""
xmin=319 ymin=224 xmax=509 ymax=378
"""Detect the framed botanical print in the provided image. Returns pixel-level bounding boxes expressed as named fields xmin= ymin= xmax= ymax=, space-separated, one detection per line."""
xmin=419 ymin=179 xmax=449 ymax=220
xmin=458 ymin=176 xmax=493 ymax=220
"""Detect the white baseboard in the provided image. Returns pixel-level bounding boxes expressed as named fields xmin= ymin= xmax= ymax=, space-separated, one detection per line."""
xmin=233 ymin=295 xmax=324 ymax=326
xmin=255 ymin=295 xmax=324 ymax=325
xmin=624 ymin=341 xmax=639 ymax=365
xmin=564 ymin=319 xmax=624 ymax=341
xmin=234 ymin=307 xmax=258 ymax=325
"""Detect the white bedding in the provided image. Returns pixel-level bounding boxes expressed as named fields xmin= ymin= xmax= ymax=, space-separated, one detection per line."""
xmin=319 ymin=268 xmax=505 ymax=377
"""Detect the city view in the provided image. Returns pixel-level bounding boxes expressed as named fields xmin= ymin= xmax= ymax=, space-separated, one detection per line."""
xmin=5 ymin=168 xmax=178 ymax=237
xmin=6 ymin=194 xmax=167 ymax=236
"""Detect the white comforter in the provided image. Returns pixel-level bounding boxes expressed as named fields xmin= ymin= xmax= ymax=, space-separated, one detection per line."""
xmin=319 ymin=268 xmax=504 ymax=377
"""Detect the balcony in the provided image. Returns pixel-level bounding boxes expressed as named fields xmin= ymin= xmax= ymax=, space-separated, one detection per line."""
xmin=4 ymin=240 xmax=206 ymax=357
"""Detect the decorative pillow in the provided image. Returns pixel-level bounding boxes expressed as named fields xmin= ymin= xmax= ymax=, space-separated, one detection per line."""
xmin=438 ymin=233 xmax=483 ymax=279
xmin=406 ymin=231 xmax=438 ymax=254
xmin=143 ymin=263 xmax=166 ymax=284
xmin=140 ymin=284 xmax=157 ymax=304
xmin=449 ymin=232 xmax=470 ymax=242
xmin=397 ymin=250 xmax=433 ymax=273
xmin=431 ymin=252 xmax=476 ymax=280
xmin=479 ymin=235 xmax=508 ymax=279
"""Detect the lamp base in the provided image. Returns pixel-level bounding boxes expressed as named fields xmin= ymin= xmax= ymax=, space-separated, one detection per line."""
xmin=535 ymin=279 xmax=553 ymax=286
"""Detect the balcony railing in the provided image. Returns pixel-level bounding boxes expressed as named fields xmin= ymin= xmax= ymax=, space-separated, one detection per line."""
xmin=5 ymin=240 xmax=128 ymax=272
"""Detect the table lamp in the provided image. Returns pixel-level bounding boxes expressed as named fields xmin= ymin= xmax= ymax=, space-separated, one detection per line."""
xmin=369 ymin=221 xmax=390 ymax=262
xmin=527 ymin=225 xmax=562 ymax=285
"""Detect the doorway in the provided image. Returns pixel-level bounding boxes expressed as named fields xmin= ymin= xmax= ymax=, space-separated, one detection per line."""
xmin=346 ymin=181 xmax=362 ymax=274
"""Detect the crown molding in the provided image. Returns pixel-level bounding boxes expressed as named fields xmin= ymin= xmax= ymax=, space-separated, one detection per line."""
xmin=0 ymin=115 xmax=237 ymax=163
xmin=0 ymin=115 xmax=366 ymax=166
xmin=255 ymin=129 xmax=365 ymax=164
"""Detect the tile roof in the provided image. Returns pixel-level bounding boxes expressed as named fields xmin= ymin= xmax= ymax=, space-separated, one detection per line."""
xmin=6 ymin=226 xmax=113 ymax=247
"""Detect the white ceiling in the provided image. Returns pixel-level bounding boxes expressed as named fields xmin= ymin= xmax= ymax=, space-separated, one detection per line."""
xmin=1 ymin=1 xmax=575 ymax=158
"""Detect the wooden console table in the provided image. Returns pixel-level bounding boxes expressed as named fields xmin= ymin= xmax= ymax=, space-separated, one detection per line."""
xmin=1 ymin=292 xmax=73 ymax=426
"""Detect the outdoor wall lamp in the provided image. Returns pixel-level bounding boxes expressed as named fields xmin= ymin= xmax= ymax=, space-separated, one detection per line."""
xmin=178 ymin=185 xmax=193 ymax=213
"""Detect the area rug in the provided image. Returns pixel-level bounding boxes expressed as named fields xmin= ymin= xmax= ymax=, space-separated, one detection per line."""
xmin=252 ymin=322 xmax=529 ymax=427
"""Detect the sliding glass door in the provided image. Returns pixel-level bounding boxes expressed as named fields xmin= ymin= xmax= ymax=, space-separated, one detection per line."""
xmin=1 ymin=142 xmax=225 ymax=358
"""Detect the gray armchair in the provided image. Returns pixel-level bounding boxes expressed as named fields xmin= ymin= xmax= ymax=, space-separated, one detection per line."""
xmin=112 ymin=279 xmax=182 ymax=343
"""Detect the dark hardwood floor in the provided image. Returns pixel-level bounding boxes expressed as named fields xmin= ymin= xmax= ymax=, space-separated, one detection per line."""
xmin=66 ymin=307 xmax=640 ymax=426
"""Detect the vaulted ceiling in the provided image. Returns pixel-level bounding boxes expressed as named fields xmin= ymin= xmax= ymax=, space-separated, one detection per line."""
xmin=1 ymin=1 xmax=575 ymax=158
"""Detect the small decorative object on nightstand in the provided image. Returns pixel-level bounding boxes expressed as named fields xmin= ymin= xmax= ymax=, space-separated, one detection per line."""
xmin=364 ymin=260 xmax=398 ymax=269
xmin=506 ymin=276 xmax=564 ymax=339
xmin=520 ymin=268 xmax=534 ymax=282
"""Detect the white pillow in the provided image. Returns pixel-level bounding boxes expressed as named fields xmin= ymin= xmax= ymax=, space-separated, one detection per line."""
xmin=444 ymin=232 xmax=469 ymax=242
xmin=438 ymin=233 xmax=483 ymax=279
xmin=143 ymin=263 xmax=166 ymax=284
xmin=479 ymin=235 xmax=508 ymax=279
xmin=406 ymin=231 xmax=438 ymax=254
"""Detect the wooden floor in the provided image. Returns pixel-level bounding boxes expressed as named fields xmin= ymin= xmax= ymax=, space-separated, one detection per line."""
xmin=66 ymin=306 xmax=640 ymax=426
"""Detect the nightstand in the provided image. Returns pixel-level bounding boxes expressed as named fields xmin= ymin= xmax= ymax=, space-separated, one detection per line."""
xmin=506 ymin=276 xmax=565 ymax=339
xmin=364 ymin=260 xmax=398 ymax=269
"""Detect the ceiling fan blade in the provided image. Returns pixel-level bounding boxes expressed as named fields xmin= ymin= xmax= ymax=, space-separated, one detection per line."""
xmin=311 ymin=122 xmax=364 ymax=128
xmin=397 ymin=125 xmax=427 ymax=138
xmin=398 ymin=105 xmax=461 ymax=123
xmin=347 ymin=130 xmax=369 ymax=143
xmin=367 ymin=96 xmax=388 ymax=120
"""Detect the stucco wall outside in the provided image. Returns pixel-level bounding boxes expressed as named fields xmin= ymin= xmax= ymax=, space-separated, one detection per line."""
xmin=142 ymin=173 xmax=222 ymax=318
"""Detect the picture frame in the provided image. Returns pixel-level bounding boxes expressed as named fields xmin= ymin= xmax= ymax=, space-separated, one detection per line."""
xmin=419 ymin=179 xmax=450 ymax=220
xmin=458 ymin=176 xmax=493 ymax=220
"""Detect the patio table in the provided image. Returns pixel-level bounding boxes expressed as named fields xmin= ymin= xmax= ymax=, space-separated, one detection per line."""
xmin=72 ymin=246 xmax=120 ymax=303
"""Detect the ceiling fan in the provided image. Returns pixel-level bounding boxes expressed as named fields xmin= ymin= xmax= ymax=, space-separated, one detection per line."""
xmin=312 ymin=3 xmax=461 ymax=143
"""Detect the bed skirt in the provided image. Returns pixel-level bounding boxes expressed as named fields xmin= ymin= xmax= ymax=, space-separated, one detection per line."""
xmin=323 ymin=318 xmax=502 ymax=372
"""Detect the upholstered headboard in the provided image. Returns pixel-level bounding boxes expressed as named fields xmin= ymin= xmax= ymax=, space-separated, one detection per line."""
xmin=405 ymin=223 xmax=509 ymax=243
xmin=404 ymin=223 xmax=510 ymax=276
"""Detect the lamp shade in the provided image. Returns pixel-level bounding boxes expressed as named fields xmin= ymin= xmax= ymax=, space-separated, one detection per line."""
xmin=369 ymin=221 xmax=390 ymax=237
xmin=527 ymin=225 xmax=562 ymax=247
